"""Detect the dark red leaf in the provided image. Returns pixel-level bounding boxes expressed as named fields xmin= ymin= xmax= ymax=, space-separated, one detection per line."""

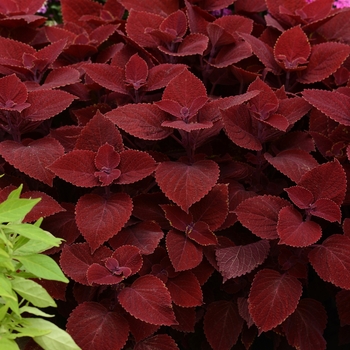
xmin=309 ymin=198 xmax=342 ymax=223
xmin=125 ymin=54 xmax=148 ymax=90
xmin=42 ymin=67 xmax=81 ymax=90
xmin=0 ymin=74 xmax=28 ymax=111
xmin=147 ymin=64 xmax=187 ymax=91
xmin=264 ymin=149 xmax=319 ymax=183
xmin=167 ymin=270 xmax=203 ymax=307
xmin=86 ymin=264 xmax=124 ymax=285
xmin=282 ymin=299 xmax=327 ymax=350
xmin=120 ymin=0 xmax=178 ymax=15
xmin=75 ymin=111 xmax=124 ymax=152
xmin=0 ymin=137 xmax=64 ymax=186
xmin=239 ymin=32 xmax=281 ymax=74
xmin=298 ymin=42 xmax=350 ymax=84
xmin=109 ymin=221 xmax=164 ymax=255
xmin=105 ymin=104 xmax=172 ymax=141
xmin=204 ymin=300 xmax=244 ymax=350
xmin=308 ymin=234 xmax=350 ymax=289
xmin=216 ymin=240 xmax=270 ymax=282
xmin=125 ymin=314 xmax=160 ymax=342
xmin=298 ymin=160 xmax=346 ymax=205
xmin=75 ymin=192 xmax=133 ymax=252
xmin=336 ymin=290 xmax=350 ymax=326
xmin=155 ymin=160 xmax=219 ymax=212
xmin=41 ymin=203 xmax=80 ymax=254
xmin=274 ymin=25 xmax=310 ymax=71
xmin=112 ymin=245 xmax=143 ymax=276
xmin=221 ymin=104 xmax=262 ymax=151
xmin=83 ymin=63 xmax=127 ymax=94
xmin=116 ymin=150 xmax=156 ymax=184
xmin=190 ymin=183 xmax=229 ymax=231
xmin=248 ymin=269 xmax=302 ymax=333
xmin=302 ymin=89 xmax=350 ymax=126
xmin=237 ymin=297 xmax=254 ymax=328
xmin=60 ymin=243 xmax=112 ymax=285
xmin=66 ymin=301 xmax=129 ymax=350
xmin=161 ymin=69 xmax=207 ymax=110
xmin=166 ymin=229 xmax=203 ymax=271
xmin=48 ymin=149 xmax=99 ymax=187
xmin=134 ymin=334 xmax=179 ymax=350
xmin=171 ymin=305 xmax=196 ymax=332
xmin=118 ymin=275 xmax=177 ymax=326
xmin=23 ymin=90 xmax=76 ymax=121
xmin=277 ymin=206 xmax=322 ymax=247
xmin=285 ymin=186 xmax=314 ymax=209
xmin=22 ymin=191 xmax=64 ymax=223
xmin=162 ymin=205 xmax=193 ymax=232
xmin=235 ymin=195 xmax=292 ymax=239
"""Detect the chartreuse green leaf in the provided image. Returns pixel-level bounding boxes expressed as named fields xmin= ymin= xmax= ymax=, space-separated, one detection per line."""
xmin=25 ymin=318 xmax=81 ymax=350
xmin=0 ymin=337 xmax=20 ymax=350
xmin=0 ymin=275 xmax=17 ymax=302
xmin=19 ymin=306 xmax=54 ymax=318
xmin=0 ymin=196 xmax=41 ymax=223
xmin=11 ymin=277 xmax=56 ymax=308
xmin=13 ymin=254 xmax=69 ymax=283
xmin=5 ymin=224 xmax=62 ymax=247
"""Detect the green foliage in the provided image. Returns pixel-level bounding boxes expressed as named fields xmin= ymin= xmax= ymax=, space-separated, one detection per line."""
xmin=0 ymin=185 xmax=81 ymax=350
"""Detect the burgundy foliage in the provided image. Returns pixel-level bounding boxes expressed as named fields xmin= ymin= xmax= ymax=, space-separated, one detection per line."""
xmin=3 ymin=0 xmax=350 ymax=349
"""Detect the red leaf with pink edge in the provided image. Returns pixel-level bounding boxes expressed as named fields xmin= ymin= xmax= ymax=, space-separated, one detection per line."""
xmin=21 ymin=191 xmax=64 ymax=223
xmin=317 ymin=11 xmax=350 ymax=43
xmin=83 ymin=63 xmax=127 ymax=94
xmin=160 ymin=33 xmax=209 ymax=56
xmin=112 ymin=245 xmax=143 ymax=275
xmin=0 ymin=74 xmax=29 ymax=111
xmin=66 ymin=301 xmax=129 ymax=350
xmin=187 ymin=221 xmax=218 ymax=246
xmin=308 ymin=234 xmax=350 ymax=290
xmin=23 ymin=90 xmax=76 ymax=121
xmin=277 ymin=97 xmax=311 ymax=125
xmin=298 ymin=43 xmax=350 ymax=84
xmin=116 ymin=150 xmax=156 ymax=184
xmin=336 ymin=290 xmax=350 ymax=326
xmin=273 ymin=26 xmax=310 ymax=71
xmin=265 ymin=149 xmax=319 ymax=183
xmin=216 ymin=240 xmax=270 ymax=282
xmin=221 ymin=104 xmax=262 ymax=151
xmin=302 ymin=89 xmax=350 ymax=126
xmin=125 ymin=10 xmax=164 ymax=48
xmin=0 ymin=137 xmax=64 ymax=186
xmin=118 ymin=274 xmax=177 ymax=326
xmin=75 ymin=192 xmax=133 ymax=252
xmin=124 ymin=54 xmax=148 ymax=90
xmin=75 ymin=111 xmax=124 ymax=152
xmin=0 ymin=37 xmax=35 ymax=62
xmin=282 ymin=298 xmax=327 ymax=350
xmin=48 ymin=150 xmax=99 ymax=187
xmin=191 ymin=183 xmax=229 ymax=231
xmin=162 ymin=205 xmax=193 ymax=232
xmin=160 ymin=10 xmax=187 ymax=38
xmin=285 ymin=186 xmax=314 ymax=209
xmin=61 ymin=0 xmax=103 ymax=24
xmin=42 ymin=67 xmax=81 ymax=90
xmin=109 ymin=221 xmax=164 ymax=255
xmin=309 ymin=198 xmax=342 ymax=223
xmin=135 ymin=334 xmax=179 ymax=350
xmin=277 ymin=206 xmax=322 ymax=247
xmin=87 ymin=264 xmax=124 ymax=285
xmin=248 ymin=269 xmax=303 ymax=333
xmin=147 ymin=64 xmax=187 ymax=91
xmin=60 ymin=243 xmax=112 ymax=285
xmin=105 ymin=104 xmax=172 ymax=141
xmin=162 ymin=70 xmax=207 ymax=108
xmin=155 ymin=160 xmax=219 ymax=213
xmin=204 ymin=300 xmax=244 ymax=350
xmin=167 ymin=270 xmax=203 ymax=307
xmin=235 ymin=195 xmax=292 ymax=239
xmin=298 ymin=160 xmax=346 ymax=205
xmin=166 ymin=229 xmax=203 ymax=271
xmin=239 ymin=32 xmax=281 ymax=74
xmin=41 ymin=203 xmax=80 ymax=254
xmin=120 ymin=0 xmax=178 ymax=15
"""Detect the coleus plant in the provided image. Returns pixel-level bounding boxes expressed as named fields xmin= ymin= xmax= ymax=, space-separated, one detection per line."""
xmin=1 ymin=0 xmax=350 ymax=349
